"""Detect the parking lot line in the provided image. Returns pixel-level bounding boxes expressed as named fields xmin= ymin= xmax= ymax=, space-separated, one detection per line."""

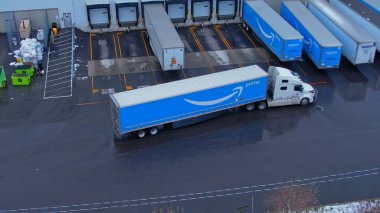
xmin=47 ymin=75 xmax=72 ymax=83
xmin=48 ymin=60 xmax=71 ymax=67
xmin=46 ymin=80 xmax=71 ymax=88
xmin=141 ymin=30 xmax=158 ymax=85
xmin=214 ymin=25 xmax=243 ymax=68
xmin=49 ymin=56 xmax=72 ymax=63
xmin=238 ymin=24 xmax=271 ymax=66
xmin=48 ymin=70 xmax=72 ymax=77
xmin=89 ymin=33 xmax=97 ymax=95
xmin=54 ymin=38 xmax=73 ymax=45
xmin=239 ymin=24 xmax=257 ymax=48
xmin=113 ymin=33 xmax=118 ymax=58
xmin=48 ymin=65 xmax=72 ymax=73
xmin=90 ymin=33 xmax=94 ymax=61
xmin=140 ymin=31 xmax=150 ymax=56
xmin=117 ymin=32 xmax=123 ymax=58
xmin=189 ymin=27 xmax=214 ymax=73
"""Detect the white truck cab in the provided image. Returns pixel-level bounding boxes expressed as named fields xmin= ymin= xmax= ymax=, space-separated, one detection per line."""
xmin=266 ymin=66 xmax=317 ymax=107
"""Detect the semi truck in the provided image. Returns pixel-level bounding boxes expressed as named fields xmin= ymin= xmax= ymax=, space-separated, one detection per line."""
xmin=110 ymin=65 xmax=317 ymax=139
xmin=330 ymin=0 xmax=380 ymax=53
xmin=306 ymin=0 xmax=376 ymax=65
xmin=281 ymin=1 xmax=343 ymax=69
xmin=144 ymin=4 xmax=185 ymax=71
xmin=241 ymin=0 xmax=304 ymax=61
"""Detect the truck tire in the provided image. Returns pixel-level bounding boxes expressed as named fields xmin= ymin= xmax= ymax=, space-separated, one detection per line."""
xmin=149 ymin=127 xmax=159 ymax=136
xmin=300 ymin=98 xmax=310 ymax=106
xmin=136 ymin=130 xmax=147 ymax=139
xmin=257 ymin=101 xmax=267 ymax=110
xmin=245 ymin=103 xmax=255 ymax=111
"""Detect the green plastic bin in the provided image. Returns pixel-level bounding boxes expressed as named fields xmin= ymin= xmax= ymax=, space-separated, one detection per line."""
xmin=0 ymin=66 xmax=6 ymax=88
xmin=15 ymin=64 xmax=34 ymax=77
xmin=11 ymin=73 xmax=31 ymax=86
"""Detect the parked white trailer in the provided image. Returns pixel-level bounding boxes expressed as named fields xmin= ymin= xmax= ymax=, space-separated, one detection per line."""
xmin=144 ymin=4 xmax=185 ymax=71
xmin=306 ymin=0 xmax=376 ymax=65
xmin=330 ymin=0 xmax=380 ymax=53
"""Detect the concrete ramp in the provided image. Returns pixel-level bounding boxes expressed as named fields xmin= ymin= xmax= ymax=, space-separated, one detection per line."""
xmin=88 ymin=47 xmax=275 ymax=77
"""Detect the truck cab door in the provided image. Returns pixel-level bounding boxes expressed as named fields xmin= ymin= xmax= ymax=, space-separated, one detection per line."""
xmin=290 ymin=85 xmax=302 ymax=105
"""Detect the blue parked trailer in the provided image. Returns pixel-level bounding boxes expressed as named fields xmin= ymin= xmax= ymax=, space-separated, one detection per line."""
xmin=360 ymin=0 xmax=380 ymax=14
xmin=110 ymin=65 xmax=268 ymax=138
xmin=281 ymin=1 xmax=342 ymax=69
xmin=242 ymin=0 xmax=303 ymax=61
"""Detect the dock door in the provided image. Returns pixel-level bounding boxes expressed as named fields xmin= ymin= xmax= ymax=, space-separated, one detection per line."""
xmin=166 ymin=0 xmax=187 ymax=23
xmin=86 ymin=0 xmax=111 ymax=29
xmin=115 ymin=0 xmax=138 ymax=26
xmin=217 ymin=0 xmax=236 ymax=20
xmin=192 ymin=0 xmax=212 ymax=21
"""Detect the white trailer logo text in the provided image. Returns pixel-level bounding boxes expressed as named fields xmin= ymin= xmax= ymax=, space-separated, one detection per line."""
xmin=184 ymin=87 xmax=243 ymax=106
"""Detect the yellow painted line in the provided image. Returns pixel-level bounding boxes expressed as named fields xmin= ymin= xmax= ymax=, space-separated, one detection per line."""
xmin=309 ymin=81 xmax=328 ymax=85
xmin=112 ymin=33 xmax=118 ymax=58
xmin=91 ymin=76 xmax=94 ymax=95
xmin=141 ymin=31 xmax=150 ymax=56
xmin=190 ymin=27 xmax=214 ymax=73
xmin=90 ymin=33 xmax=94 ymax=61
xmin=214 ymin=25 xmax=232 ymax=50
xmin=76 ymin=101 xmax=109 ymax=106
xmin=89 ymin=33 xmax=95 ymax=95
xmin=123 ymin=74 xmax=128 ymax=90
xmin=214 ymin=25 xmax=243 ymax=67
xmin=117 ymin=32 xmax=123 ymax=58
xmin=140 ymin=30 xmax=158 ymax=84
xmin=239 ymin=24 xmax=271 ymax=66
xmin=239 ymin=24 xmax=257 ymax=48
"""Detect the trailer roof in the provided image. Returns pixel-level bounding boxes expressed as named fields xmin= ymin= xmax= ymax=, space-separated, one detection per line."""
xmin=111 ymin=65 xmax=268 ymax=108
xmin=144 ymin=4 xmax=184 ymax=49
xmin=245 ymin=0 xmax=302 ymax=40
xmin=360 ymin=0 xmax=380 ymax=14
xmin=282 ymin=1 xmax=342 ymax=47
xmin=308 ymin=0 xmax=375 ymax=43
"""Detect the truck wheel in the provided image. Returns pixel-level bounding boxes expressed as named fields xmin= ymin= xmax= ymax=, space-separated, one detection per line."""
xmin=300 ymin=98 xmax=310 ymax=106
xmin=245 ymin=103 xmax=255 ymax=111
xmin=136 ymin=130 xmax=146 ymax=139
xmin=257 ymin=101 xmax=267 ymax=110
xmin=149 ymin=127 xmax=159 ymax=136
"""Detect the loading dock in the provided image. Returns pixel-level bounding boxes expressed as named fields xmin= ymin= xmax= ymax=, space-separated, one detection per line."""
xmin=166 ymin=0 xmax=187 ymax=23
xmin=192 ymin=0 xmax=212 ymax=21
xmin=141 ymin=0 xmax=164 ymax=18
xmin=87 ymin=0 xmax=111 ymax=29
xmin=217 ymin=0 xmax=236 ymax=20
xmin=115 ymin=0 xmax=138 ymax=27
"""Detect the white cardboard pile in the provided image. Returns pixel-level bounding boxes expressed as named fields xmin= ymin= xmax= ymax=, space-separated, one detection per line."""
xmin=11 ymin=38 xmax=43 ymax=66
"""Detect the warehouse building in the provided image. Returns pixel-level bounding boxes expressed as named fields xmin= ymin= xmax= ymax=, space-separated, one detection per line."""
xmin=0 ymin=0 xmax=284 ymax=33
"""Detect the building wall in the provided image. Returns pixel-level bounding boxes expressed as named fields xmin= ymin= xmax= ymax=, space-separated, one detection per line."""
xmin=0 ymin=0 xmax=303 ymax=32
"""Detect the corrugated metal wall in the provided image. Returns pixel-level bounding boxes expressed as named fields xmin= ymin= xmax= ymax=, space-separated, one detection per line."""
xmin=0 ymin=9 xmax=59 ymax=33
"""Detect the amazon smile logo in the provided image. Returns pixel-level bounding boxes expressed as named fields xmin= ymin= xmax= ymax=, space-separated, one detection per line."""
xmin=256 ymin=18 xmax=274 ymax=45
xmin=184 ymin=87 xmax=243 ymax=106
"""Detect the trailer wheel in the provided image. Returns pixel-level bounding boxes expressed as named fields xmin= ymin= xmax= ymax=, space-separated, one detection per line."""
xmin=149 ymin=127 xmax=159 ymax=136
xmin=136 ymin=130 xmax=147 ymax=139
xmin=257 ymin=101 xmax=267 ymax=110
xmin=244 ymin=103 xmax=255 ymax=111
xmin=300 ymin=98 xmax=310 ymax=106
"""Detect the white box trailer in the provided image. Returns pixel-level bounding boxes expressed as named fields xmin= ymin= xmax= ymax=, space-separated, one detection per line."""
xmin=306 ymin=0 xmax=376 ymax=65
xmin=144 ymin=4 xmax=185 ymax=71
xmin=330 ymin=0 xmax=380 ymax=52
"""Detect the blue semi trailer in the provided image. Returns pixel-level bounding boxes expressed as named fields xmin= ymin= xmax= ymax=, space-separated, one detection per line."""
xmin=110 ymin=65 xmax=316 ymax=139
xmin=241 ymin=0 xmax=303 ymax=61
xmin=281 ymin=1 xmax=342 ymax=69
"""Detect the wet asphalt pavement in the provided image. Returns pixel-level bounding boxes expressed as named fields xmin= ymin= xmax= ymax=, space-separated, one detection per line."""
xmin=0 ymin=25 xmax=380 ymax=212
